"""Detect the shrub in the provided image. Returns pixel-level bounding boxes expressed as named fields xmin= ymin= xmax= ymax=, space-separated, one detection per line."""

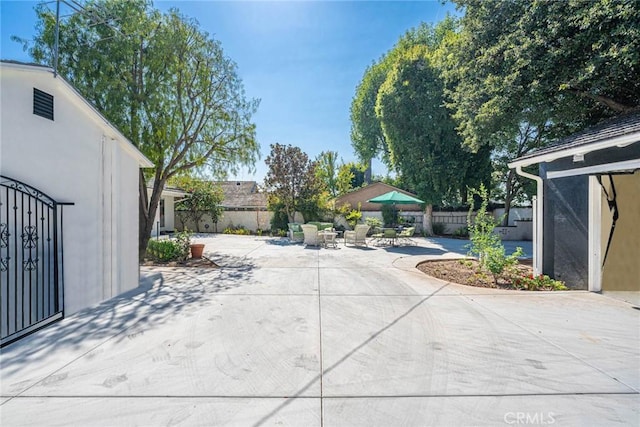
xmin=269 ymin=202 xmax=290 ymax=232
xmin=458 ymin=258 xmax=474 ymax=268
xmin=345 ymin=209 xmax=362 ymax=228
xmin=223 ymin=225 xmax=251 ymax=235
xmin=147 ymin=240 xmax=182 ymax=262
xmin=512 ymin=274 xmax=567 ymax=291
xmin=432 ymin=222 xmax=446 ymax=235
xmin=466 ymin=184 xmax=522 ymax=284
xmin=365 ymin=217 xmax=383 ymax=229
xmin=273 ymin=229 xmax=287 ymax=237
xmin=452 ymin=226 xmax=469 ymax=238
xmin=147 ymin=229 xmax=191 ymax=262
xmin=174 ymin=229 xmax=192 ymax=260
xmin=484 ymin=246 xmax=523 ymax=281
xmin=381 ymin=205 xmax=397 ymax=226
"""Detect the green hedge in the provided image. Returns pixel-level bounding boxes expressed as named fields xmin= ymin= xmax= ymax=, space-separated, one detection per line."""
xmin=147 ymin=230 xmax=191 ymax=262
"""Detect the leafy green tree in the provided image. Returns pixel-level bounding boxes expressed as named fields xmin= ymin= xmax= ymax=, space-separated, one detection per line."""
xmin=350 ymin=20 xmax=457 ymax=181
xmin=467 ymin=184 xmax=523 ymax=285
xmin=446 ymin=0 xmax=640 ymax=152
xmin=172 ymin=177 xmax=224 ymax=233
xmin=490 ymin=124 xmax=545 ymax=225
xmin=376 ymin=44 xmax=476 ymax=235
xmin=25 ymin=0 xmax=259 ymax=257
xmin=315 ymin=151 xmax=340 ymax=198
xmin=350 ymin=63 xmax=389 ymax=183
xmin=337 ymin=162 xmax=366 ymax=194
xmin=264 ymin=143 xmax=323 ymax=223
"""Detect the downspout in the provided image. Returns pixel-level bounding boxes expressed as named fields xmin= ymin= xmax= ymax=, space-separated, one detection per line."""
xmin=514 ymin=166 xmax=543 ymax=275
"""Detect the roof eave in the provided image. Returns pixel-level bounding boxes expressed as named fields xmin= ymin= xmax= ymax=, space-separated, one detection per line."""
xmin=508 ymin=132 xmax=640 ymax=169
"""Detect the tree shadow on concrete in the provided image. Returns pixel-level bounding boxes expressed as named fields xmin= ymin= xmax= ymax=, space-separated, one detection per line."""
xmin=0 ymin=254 xmax=255 ymax=380
xmin=384 ymin=245 xmax=448 ymax=256
xmin=263 ymin=237 xmax=297 ymax=246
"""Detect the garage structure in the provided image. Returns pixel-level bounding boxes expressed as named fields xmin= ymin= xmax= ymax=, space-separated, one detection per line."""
xmin=510 ymin=112 xmax=640 ymax=294
xmin=0 ymin=61 xmax=153 ymax=346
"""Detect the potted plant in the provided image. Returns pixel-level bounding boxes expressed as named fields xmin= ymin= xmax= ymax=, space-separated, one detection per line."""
xmin=190 ymin=243 xmax=205 ymax=259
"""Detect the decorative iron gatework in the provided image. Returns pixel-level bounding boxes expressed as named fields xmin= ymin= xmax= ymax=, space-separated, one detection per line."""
xmin=0 ymin=176 xmax=72 ymax=347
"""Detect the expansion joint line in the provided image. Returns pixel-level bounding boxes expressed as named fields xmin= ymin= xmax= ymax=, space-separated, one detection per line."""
xmin=317 ymin=250 xmax=324 ymax=426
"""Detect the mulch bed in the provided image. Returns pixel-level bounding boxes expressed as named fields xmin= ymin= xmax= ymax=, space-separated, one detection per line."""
xmin=416 ymin=258 xmax=533 ymax=289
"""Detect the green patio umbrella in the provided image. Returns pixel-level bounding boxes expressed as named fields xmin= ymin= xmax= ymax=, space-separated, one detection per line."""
xmin=367 ymin=191 xmax=425 ymax=205
xmin=367 ymin=191 xmax=424 ymax=227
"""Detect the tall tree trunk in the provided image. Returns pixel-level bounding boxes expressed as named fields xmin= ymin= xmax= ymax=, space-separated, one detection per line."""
xmin=139 ymin=171 xmax=164 ymax=260
xmin=502 ymin=169 xmax=518 ymax=227
xmin=423 ymin=204 xmax=434 ymax=236
xmin=502 ymin=194 xmax=512 ymax=227
xmin=502 ymin=175 xmax=513 ymax=227
xmin=139 ymin=171 xmax=150 ymax=260
xmin=364 ymin=158 xmax=372 ymax=184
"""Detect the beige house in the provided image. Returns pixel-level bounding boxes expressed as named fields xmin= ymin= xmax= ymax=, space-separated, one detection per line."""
xmin=176 ymin=181 xmax=272 ymax=233
xmin=335 ymin=182 xmax=423 ymax=212
xmin=335 ymin=182 xmax=424 ymax=230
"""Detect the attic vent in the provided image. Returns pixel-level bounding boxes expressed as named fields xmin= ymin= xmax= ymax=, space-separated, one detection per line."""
xmin=33 ymin=88 xmax=54 ymax=121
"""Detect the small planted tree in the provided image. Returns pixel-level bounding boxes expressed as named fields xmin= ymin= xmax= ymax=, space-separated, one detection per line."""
xmin=467 ymin=184 xmax=522 ymax=284
xmin=173 ymin=177 xmax=224 ymax=233
xmin=264 ymin=143 xmax=323 ymax=223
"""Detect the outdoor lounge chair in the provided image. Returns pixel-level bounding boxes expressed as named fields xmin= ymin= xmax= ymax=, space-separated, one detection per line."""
xmin=344 ymin=224 xmax=370 ymax=246
xmin=397 ymin=226 xmax=416 ymax=245
xmin=288 ymin=223 xmax=304 ymax=243
xmin=301 ymin=224 xmax=320 ymax=247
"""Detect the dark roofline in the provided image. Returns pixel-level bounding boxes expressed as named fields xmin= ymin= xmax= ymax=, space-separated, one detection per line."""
xmin=510 ymin=111 xmax=640 ymax=167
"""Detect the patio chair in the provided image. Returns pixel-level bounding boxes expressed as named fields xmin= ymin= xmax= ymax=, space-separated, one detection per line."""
xmin=383 ymin=228 xmax=398 ymax=245
xmin=301 ymin=224 xmax=320 ymax=247
xmin=370 ymin=227 xmax=383 ymax=241
xmin=397 ymin=226 xmax=416 ymax=245
xmin=288 ymin=223 xmax=304 ymax=243
xmin=344 ymin=224 xmax=370 ymax=247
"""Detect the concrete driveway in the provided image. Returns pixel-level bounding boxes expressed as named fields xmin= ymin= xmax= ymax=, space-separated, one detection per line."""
xmin=1 ymin=235 xmax=638 ymax=426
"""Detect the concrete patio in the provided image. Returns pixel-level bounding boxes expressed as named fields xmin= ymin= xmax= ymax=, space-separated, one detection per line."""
xmin=1 ymin=235 xmax=638 ymax=426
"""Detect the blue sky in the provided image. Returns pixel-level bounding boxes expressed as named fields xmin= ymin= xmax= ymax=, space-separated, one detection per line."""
xmin=1 ymin=0 xmax=456 ymax=182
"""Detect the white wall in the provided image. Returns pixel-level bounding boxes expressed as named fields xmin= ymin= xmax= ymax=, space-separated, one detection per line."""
xmin=492 ymin=207 xmax=533 ymax=226
xmin=150 ymin=194 xmax=177 ymax=237
xmin=176 ymin=210 xmax=273 ymax=233
xmin=163 ymin=196 xmax=176 ymax=231
xmin=0 ymin=64 xmax=142 ymax=315
xmin=432 ymin=211 xmax=470 ymax=234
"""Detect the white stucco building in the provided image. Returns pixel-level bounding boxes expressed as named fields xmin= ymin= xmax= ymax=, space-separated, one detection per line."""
xmin=149 ymin=185 xmax=189 ymax=237
xmin=0 ymin=61 xmax=153 ymax=345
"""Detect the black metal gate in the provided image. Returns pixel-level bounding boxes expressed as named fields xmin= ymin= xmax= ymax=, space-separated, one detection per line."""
xmin=0 ymin=176 xmax=71 ymax=347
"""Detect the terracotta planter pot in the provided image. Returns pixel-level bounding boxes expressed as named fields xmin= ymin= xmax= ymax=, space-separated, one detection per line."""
xmin=190 ymin=243 xmax=205 ymax=259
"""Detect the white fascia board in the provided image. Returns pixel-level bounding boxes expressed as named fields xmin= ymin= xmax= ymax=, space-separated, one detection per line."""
xmin=508 ymin=134 xmax=640 ymax=169
xmin=546 ymin=159 xmax=640 ymax=179
xmin=162 ymin=189 xmax=189 ymax=197
xmin=147 ymin=188 xmax=190 ymax=198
